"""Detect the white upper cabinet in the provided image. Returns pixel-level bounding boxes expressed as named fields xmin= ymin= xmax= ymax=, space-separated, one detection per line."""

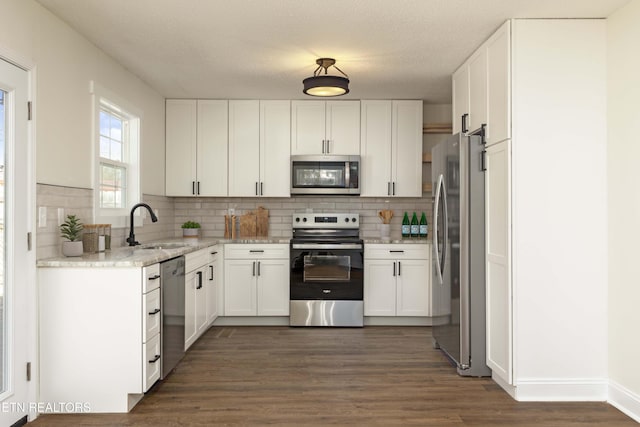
xmin=485 ymin=21 xmax=511 ymax=145
xmin=291 ymin=100 xmax=360 ymax=155
xmin=451 ymin=20 xmax=510 ymax=143
xmin=391 ymin=100 xmax=423 ymax=197
xmin=468 ymin=49 xmax=488 ymax=133
xmin=228 ymin=100 xmax=290 ymax=197
xmin=259 ymin=100 xmax=291 ymax=197
xmin=166 ymin=99 xmax=228 ymax=196
xmin=360 ymin=100 xmax=422 ymax=197
xmin=228 ymin=100 xmax=260 ymax=196
xmin=452 ymin=66 xmax=469 ymax=135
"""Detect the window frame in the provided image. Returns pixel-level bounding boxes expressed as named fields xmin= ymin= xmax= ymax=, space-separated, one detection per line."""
xmin=91 ymin=81 xmax=141 ymax=228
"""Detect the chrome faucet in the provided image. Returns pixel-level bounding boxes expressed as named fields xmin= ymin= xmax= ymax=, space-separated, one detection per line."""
xmin=126 ymin=203 xmax=158 ymax=246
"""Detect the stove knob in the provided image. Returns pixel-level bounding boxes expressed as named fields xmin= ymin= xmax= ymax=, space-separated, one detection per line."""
xmin=344 ymin=218 xmax=349 ymax=223
xmin=295 ymin=217 xmax=300 ymax=222
xmin=302 ymin=217 xmax=307 ymax=222
xmin=352 ymin=217 xmax=357 ymax=222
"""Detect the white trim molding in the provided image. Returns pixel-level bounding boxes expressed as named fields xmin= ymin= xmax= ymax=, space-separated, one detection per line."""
xmin=609 ymin=380 xmax=640 ymax=423
xmin=508 ymin=378 xmax=608 ymax=402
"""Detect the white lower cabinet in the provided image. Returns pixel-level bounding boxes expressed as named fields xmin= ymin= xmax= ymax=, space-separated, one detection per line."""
xmin=364 ymin=244 xmax=431 ymax=317
xmin=206 ymin=247 xmax=221 ymax=323
xmin=38 ymin=263 xmax=162 ymax=413
xmin=185 ymin=246 xmax=218 ymax=350
xmin=224 ymin=244 xmax=289 ymax=316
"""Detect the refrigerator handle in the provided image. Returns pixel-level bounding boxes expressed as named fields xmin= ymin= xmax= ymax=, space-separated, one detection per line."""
xmin=441 ymin=177 xmax=448 ymax=282
xmin=433 ymin=174 xmax=444 ymax=285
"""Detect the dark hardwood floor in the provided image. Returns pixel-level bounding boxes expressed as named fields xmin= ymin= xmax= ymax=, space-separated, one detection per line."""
xmin=31 ymin=326 xmax=634 ymax=426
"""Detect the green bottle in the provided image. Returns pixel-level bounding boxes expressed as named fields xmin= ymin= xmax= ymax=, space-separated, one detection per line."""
xmin=419 ymin=212 xmax=428 ymax=239
xmin=410 ymin=212 xmax=419 ymax=238
xmin=401 ymin=212 xmax=410 ymax=238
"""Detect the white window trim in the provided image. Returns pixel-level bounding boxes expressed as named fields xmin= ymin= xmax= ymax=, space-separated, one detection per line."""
xmin=90 ymin=81 xmax=142 ymax=228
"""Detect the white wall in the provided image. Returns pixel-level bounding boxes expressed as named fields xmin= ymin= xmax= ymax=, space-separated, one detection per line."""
xmin=607 ymin=0 xmax=640 ymax=420
xmin=0 ymin=0 xmax=165 ymax=195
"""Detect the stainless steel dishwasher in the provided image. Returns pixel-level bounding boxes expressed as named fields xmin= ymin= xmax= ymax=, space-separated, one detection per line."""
xmin=160 ymin=256 xmax=185 ymax=379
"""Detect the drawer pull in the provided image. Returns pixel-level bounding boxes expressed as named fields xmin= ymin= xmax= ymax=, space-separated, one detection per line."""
xmin=148 ymin=354 xmax=160 ymax=364
xmin=210 ymin=251 xmax=218 ymax=255
xmin=148 ymin=308 xmax=161 ymax=316
xmin=389 ymin=250 xmax=405 ymax=253
xmin=148 ymin=274 xmax=160 ymax=280
xmin=249 ymin=249 xmax=264 ymax=253
xmin=196 ymin=271 xmax=203 ymax=289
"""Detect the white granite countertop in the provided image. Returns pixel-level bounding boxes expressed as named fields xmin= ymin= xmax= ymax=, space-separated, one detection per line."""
xmin=363 ymin=239 xmax=432 ymax=244
xmin=37 ymin=237 xmax=291 ymax=268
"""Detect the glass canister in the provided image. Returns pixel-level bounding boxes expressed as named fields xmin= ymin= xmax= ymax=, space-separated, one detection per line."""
xmin=82 ymin=224 xmax=99 ymax=253
xmin=103 ymin=224 xmax=112 ymax=250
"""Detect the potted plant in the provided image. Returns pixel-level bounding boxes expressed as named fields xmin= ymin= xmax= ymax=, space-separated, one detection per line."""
xmin=181 ymin=220 xmax=201 ymax=238
xmin=60 ymin=214 xmax=84 ymax=256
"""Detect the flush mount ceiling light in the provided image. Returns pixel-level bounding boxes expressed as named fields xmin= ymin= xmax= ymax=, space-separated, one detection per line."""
xmin=303 ymin=58 xmax=350 ymax=97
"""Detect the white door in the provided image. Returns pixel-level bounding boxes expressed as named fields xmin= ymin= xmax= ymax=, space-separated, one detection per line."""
xmin=0 ymin=59 xmax=34 ymax=425
xmin=391 ymin=100 xmax=422 ymax=197
xmin=224 ymin=260 xmax=257 ymax=316
xmin=396 ymin=259 xmax=430 ymax=316
xmin=228 ymin=100 xmax=260 ymax=196
xmin=256 ymin=259 xmax=289 ymax=316
xmin=165 ymin=99 xmax=197 ymax=196
xmin=363 ymin=259 xmax=396 ymax=316
xmin=452 ymin=65 xmax=469 ymax=134
xmin=291 ymin=100 xmax=325 ymax=155
xmin=325 ymin=101 xmax=360 ymax=155
xmin=197 ymin=100 xmax=228 ymax=196
xmin=359 ymin=100 xmax=392 ymax=197
xmin=485 ymin=139 xmax=512 ymax=384
xmin=260 ymin=100 xmax=290 ymax=197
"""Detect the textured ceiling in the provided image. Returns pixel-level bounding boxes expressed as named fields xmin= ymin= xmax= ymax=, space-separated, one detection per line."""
xmin=36 ymin=0 xmax=630 ymax=103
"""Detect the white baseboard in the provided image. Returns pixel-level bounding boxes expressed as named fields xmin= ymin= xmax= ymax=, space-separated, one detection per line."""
xmin=212 ymin=316 xmax=289 ymax=326
xmin=608 ymin=380 xmax=640 ymax=423
xmin=513 ymin=378 xmax=608 ymax=401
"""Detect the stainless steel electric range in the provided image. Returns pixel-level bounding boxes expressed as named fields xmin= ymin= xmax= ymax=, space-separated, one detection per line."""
xmin=289 ymin=213 xmax=364 ymax=327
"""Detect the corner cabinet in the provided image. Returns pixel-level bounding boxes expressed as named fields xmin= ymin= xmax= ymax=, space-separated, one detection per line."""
xmin=228 ymin=100 xmax=290 ymax=197
xmin=38 ymin=264 xmax=163 ymax=413
xmin=224 ymin=244 xmax=289 ymax=316
xmin=291 ymin=100 xmax=360 ymax=155
xmin=166 ymin=99 xmax=228 ymax=196
xmin=360 ymin=100 xmax=423 ymax=197
xmin=364 ymin=244 xmax=431 ymax=316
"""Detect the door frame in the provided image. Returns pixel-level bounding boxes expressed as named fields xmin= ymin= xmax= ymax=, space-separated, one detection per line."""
xmin=0 ymin=47 xmax=37 ymax=423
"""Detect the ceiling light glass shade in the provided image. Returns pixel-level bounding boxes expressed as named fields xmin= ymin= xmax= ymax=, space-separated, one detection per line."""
xmin=303 ymin=75 xmax=350 ymax=96
xmin=303 ymin=58 xmax=350 ymax=97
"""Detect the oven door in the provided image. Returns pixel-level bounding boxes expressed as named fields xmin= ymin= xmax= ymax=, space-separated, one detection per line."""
xmin=290 ymin=243 xmax=363 ymax=300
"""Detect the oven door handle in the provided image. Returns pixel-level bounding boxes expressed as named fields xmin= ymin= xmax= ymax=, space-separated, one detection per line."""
xmin=291 ymin=243 xmax=363 ymax=250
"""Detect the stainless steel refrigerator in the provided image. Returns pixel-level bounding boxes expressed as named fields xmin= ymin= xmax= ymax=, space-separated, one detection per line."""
xmin=431 ymin=133 xmax=491 ymax=377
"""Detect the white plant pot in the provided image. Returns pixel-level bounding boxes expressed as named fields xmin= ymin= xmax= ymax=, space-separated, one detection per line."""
xmin=182 ymin=228 xmax=200 ymax=239
xmin=62 ymin=241 xmax=84 ymax=257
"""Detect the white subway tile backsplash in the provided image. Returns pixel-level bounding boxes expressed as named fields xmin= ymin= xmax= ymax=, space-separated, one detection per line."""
xmin=37 ymin=184 xmax=432 ymax=259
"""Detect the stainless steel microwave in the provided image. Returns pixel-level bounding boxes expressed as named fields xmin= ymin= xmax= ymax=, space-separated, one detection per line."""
xmin=291 ymin=155 xmax=360 ymax=195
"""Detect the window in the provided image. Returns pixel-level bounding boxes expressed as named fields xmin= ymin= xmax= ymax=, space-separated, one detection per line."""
xmin=99 ymin=105 xmax=127 ymax=209
xmin=91 ymin=82 xmax=140 ymax=227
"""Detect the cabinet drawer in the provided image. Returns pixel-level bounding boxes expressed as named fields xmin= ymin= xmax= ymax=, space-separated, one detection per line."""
xmin=143 ymin=263 xmax=161 ymax=293
xmin=143 ymin=288 xmax=161 ymax=342
xmin=186 ymin=247 xmax=212 ymax=273
xmin=224 ymin=244 xmax=288 ymax=259
xmin=143 ymin=333 xmax=161 ymax=392
xmin=207 ymin=245 xmax=221 ymax=263
xmin=365 ymin=244 xmax=430 ymax=260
